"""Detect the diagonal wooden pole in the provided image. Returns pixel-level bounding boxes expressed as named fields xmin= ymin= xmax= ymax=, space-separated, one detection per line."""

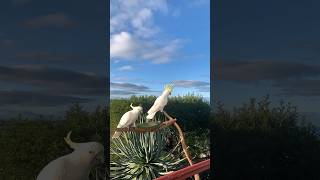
xmin=163 ymin=111 xmax=200 ymax=180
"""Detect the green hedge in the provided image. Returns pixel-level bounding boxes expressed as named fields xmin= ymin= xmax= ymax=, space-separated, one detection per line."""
xmin=211 ymin=96 xmax=320 ymax=179
xmin=110 ymin=94 xmax=211 ymax=133
xmin=0 ymin=104 xmax=106 ymax=180
xmin=0 ymin=95 xmax=211 ymax=179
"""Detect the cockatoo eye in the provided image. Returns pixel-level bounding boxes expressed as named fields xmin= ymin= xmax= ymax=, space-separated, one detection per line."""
xmin=89 ymin=150 xmax=94 ymax=154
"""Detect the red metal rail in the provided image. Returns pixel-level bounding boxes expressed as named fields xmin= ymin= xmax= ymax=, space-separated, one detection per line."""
xmin=154 ymin=159 xmax=210 ymax=180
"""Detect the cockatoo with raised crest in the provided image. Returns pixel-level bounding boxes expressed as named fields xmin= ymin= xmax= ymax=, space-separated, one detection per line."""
xmin=112 ymin=103 xmax=143 ymax=138
xmin=36 ymin=131 xmax=104 ymax=180
xmin=147 ymin=84 xmax=173 ymax=120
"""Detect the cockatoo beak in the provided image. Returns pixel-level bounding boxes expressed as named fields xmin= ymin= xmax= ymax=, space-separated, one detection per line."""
xmin=94 ymin=151 xmax=104 ymax=164
xmin=99 ymin=154 xmax=105 ymax=164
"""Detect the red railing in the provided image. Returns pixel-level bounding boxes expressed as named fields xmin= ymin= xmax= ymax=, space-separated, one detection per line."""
xmin=154 ymin=159 xmax=210 ymax=180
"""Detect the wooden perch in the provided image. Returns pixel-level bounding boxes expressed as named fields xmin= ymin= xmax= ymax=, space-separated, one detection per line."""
xmin=114 ymin=118 xmax=177 ymax=133
xmin=163 ymin=111 xmax=200 ymax=180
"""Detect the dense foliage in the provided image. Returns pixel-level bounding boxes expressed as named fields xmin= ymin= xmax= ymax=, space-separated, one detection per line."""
xmin=110 ymin=95 xmax=211 ymax=179
xmin=110 ymin=94 xmax=210 ymax=133
xmin=4 ymin=94 xmax=319 ymax=179
xmin=0 ymin=104 xmax=106 ymax=180
xmin=211 ymin=96 xmax=320 ymax=180
xmin=1 ymin=95 xmax=211 ymax=179
xmin=110 ymin=95 xmax=211 ymax=157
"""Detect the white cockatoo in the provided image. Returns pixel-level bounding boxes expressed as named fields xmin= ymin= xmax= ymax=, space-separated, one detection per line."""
xmin=112 ymin=103 xmax=143 ymax=138
xmin=36 ymin=131 xmax=104 ymax=180
xmin=146 ymin=84 xmax=173 ymax=120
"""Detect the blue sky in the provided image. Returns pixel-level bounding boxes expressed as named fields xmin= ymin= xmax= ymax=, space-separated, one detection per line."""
xmin=0 ymin=0 xmax=107 ymax=118
xmin=110 ymin=0 xmax=210 ymax=100
xmin=213 ymin=0 xmax=320 ymax=126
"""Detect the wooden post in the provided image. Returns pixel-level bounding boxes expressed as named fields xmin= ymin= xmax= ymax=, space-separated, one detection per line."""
xmin=163 ymin=111 xmax=200 ymax=180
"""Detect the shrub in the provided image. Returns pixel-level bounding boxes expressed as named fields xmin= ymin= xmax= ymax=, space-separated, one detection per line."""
xmin=211 ymin=96 xmax=320 ymax=180
xmin=110 ymin=94 xmax=210 ymax=133
xmin=0 ymin=104 xmax=106 ymax=180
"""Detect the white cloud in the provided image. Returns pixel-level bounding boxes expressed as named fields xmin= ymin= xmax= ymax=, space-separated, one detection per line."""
xmin=173 ymin=80 xmax=209 ymax=87
xmin=110 ymin=81 xmax=155 ymax=98
xmin=110 ymin=32 xmax=182 ymax=64
xmin=110 ymin=32 xmax=137 ymax=59
xmin=141 ymin=39 xmax=182 ymax=64
xmin=132 ymin=8 xmax=152 ymax=29
xmin=117 ymin=65 xmax=133 ymax=71
xmin=111 ymin=82 xmax=150 ymax=92
xmin=111 ymin=0 xmax=167 ymax=36
xmin=110 ymin=75 xmax=128 ymax=82
xmin=173 ymin=80 xmax=210 ymax=92
xmin=131 ymin=8 xmax=160 ymax=38
xmin=110 ymin=0 xmax=182 ymax=64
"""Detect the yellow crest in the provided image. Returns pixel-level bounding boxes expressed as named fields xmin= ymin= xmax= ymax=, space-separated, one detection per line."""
xmin=164 ymin=84 xmax=174 ymax=93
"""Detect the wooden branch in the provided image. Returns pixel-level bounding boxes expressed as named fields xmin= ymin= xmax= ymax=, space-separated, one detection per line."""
xmin=173 ymin=121 xmax=200 ymax=180
xmin=113 ymin=119 xmax=176 ymax=133
xmin=163 ymin=111 xmax=174 ymax=120
xmin=163 ymin=111 xmax=200 ymax=180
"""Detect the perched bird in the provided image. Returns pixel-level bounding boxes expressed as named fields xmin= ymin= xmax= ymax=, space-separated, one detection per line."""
xmin=112 ymin=103 xmax=143 ymax=138
xmin=36 ymin=131 xmax=104 ymax=180
xmin=147 ymin=84 xmax=173 ymax=120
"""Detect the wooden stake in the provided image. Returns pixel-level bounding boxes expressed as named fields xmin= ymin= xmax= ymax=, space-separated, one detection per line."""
xmin=163 ymin=111 xmax=200 ymax=180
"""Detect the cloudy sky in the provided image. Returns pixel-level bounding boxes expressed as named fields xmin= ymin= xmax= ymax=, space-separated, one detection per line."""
xmin=213 ymin=0 xmax=320 ymax=126
xmin=0 ymin=0 xmax=107 ymax=118
xmin=110 ymin=0 xmax=210 ymax=100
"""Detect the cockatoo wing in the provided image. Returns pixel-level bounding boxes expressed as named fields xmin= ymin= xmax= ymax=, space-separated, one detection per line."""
xmin=113 ymin=111 xmax=139 ymax=138
xmin=36 ymin=156 xmax=66 ymax=180
xmin=117 ymin=111 xmax=133 ymax=128
xmin=147 ymin=97 xmax=162 ymax=114
xmin=147 ymin=96 xmax=167 ymax=119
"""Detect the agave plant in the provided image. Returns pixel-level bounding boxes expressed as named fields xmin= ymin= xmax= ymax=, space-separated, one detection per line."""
xmin=110 ymin=116 xmax=185 ymax=180
xmin=90 ymin=165 xmax=107 ymax=180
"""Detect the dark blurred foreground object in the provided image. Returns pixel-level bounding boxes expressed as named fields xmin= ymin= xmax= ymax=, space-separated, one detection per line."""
xmin=211 ymin=96 xmax=320 ymax=180
xmin=0 ymin=104 xmax=106 ymax=180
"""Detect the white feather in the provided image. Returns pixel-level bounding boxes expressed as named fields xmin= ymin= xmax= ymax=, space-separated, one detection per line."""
xmin=112 ymin=105 xmax=142 ymax=138
xmin=117 ymin=111 xmax=139 ymax=128
xmin=147 ymin=88 xmax=171 ymax=120
xmin=37 ymin=134 xmax=104 ymax=180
